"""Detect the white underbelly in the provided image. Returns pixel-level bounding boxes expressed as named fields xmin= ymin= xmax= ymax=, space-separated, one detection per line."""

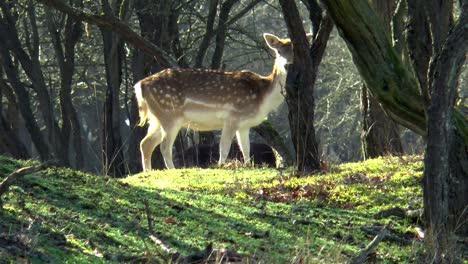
xmin=181 ymin=98 xmax=240 ymax=130
xmin=239 ymin=112 xmax=267 ymax=128
xmin=182 ymin=110 xmax=225 ymax=131
xmin=182 ymin=108 xmax=268 ymax=131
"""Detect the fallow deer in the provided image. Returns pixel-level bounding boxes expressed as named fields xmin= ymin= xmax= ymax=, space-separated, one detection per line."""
xmin=135 ymin=33 xmax=297 ymax=171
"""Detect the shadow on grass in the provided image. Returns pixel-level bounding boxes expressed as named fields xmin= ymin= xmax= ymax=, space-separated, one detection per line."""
xmin=0 ymin=165 xmax=418 ymax=263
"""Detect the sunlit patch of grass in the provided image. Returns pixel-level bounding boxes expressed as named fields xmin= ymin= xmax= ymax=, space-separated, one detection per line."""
xmin=0 ymin=155 xmax=424 ymax=262
xmin=124 ymin=167 xmax=281 ymax=191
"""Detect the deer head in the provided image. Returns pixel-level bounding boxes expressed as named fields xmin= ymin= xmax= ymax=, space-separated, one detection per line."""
xmin=135 ymin=33 xmax=299 ymax=171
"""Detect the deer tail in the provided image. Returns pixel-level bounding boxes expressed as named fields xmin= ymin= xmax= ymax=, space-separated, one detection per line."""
xmin=134 ymin=81 xmax=148 ymax=126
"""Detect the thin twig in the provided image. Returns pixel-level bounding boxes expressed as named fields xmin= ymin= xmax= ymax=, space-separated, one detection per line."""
xmin=143 ymin=199 xmax=154 ymax=236
xmin=0 ymin=161 xmax=59 ymax=202
xmin=350 ymin=224 xmax=390 ymax=264
xmin=361 ymin=225 xmax=412 ymax=245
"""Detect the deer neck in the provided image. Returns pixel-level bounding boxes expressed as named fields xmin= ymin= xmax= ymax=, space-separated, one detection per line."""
xmin=272 ymin=56 xmax=288 ymax=89
xmin=261 ymin=56 xmax=288 ymax=112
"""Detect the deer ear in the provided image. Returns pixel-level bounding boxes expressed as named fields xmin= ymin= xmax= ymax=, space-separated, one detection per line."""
xmin=263 ymin=33 xmax=281 ymax=49
xmin=306 ymin=33 xmax=313 ymax=43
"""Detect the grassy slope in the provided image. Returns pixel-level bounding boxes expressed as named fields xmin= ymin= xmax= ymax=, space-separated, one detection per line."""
xmin=0 ymin=155 xmax=424 ymax=263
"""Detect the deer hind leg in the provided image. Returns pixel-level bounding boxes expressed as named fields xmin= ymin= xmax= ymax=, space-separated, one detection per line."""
xmin=140 ymin=121 xmax=165 ymax=172
xmin=159 ymin=121 xmax=182 ymax=169
xmin=236 ymin=128 xmax=251 ymax=165
xmin=218 ymin=123 xmax=237 ymax=165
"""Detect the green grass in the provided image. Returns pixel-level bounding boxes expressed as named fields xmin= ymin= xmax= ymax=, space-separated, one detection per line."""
xmin=0 ymin=155 xmax=425 ymax=263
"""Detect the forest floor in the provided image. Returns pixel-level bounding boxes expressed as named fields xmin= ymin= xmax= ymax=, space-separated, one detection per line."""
xmin=0 ymin=155 xmax=427 ymax=263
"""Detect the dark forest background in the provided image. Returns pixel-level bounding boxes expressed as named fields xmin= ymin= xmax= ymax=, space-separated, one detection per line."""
xmin=0 ymin=0 xmax=432 ymax=175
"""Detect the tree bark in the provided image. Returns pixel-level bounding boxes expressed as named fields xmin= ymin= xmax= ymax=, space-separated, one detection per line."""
xmin=133 ymin=0 xmax=180 ymax=67
xmin=252 ymin=121 xmax=293 ymax=166
xmin=279 ymin=0 xmax=326 ymax=173
xmin=101 ymin=31 xmax=126 ymax=177
xmin=100 ymin=0 xmax=126 ymax=177
xmin=63 ymin=16 xmax=85 ymax=169
xmin=0 ymin=46 xmax=51 ymax=161
xmin=128 ymin=50 xmax=146 ymax=173
xmin=361 ymin=87 xmax=403 ymax=159
xmin=391 ymin=0 xmax=406 ymax=58
xmin=210 ymin=0 xmax=237 ymax=69
xmin=424 ymin=0 xmax=453 ymax=55
xmin=321 ymin=0 xmax=426 ymax=136
xmin=46 ymin=8 xmax=85 ymax=169
xmin=0 ymin=80 xmax=29 ymax=159
xmin=321 ymin=0 xmax=468 ymax=258
xmin=361 ymin=0 xmax=403 ymax=159
xmin=423 ymin=3 xmax=467 ymax=259
xmin=194 ymin=0 xmax=219 ymax=68
xmin=406 ymin=0 xmax=432 ymax=106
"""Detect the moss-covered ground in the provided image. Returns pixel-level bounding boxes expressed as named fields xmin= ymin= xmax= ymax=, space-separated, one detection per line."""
xmin=0 ymin=155 xmax=425 ymax=263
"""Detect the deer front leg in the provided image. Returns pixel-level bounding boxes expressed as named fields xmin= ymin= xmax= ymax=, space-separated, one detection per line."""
xmin=219 ymin=123 xmax=237 ymax=165
xmin=236 ymin=128 xmax=251 ymax=165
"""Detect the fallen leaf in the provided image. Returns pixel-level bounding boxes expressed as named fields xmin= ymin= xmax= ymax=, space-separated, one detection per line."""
xmin=164 ymin=217 xmax=177 ymax=225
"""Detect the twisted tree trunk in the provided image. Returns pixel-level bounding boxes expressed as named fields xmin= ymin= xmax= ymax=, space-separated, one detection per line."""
xmin=361 ymin=0 xmax=403 ymax=159
xmin=321 ymin=0 xmax=467 ymax=259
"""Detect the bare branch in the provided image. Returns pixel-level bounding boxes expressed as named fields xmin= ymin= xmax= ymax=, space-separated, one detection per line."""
xmin=35 ymin=0 xmax=176 ymax=68
xmin=350 ymin=224 xmax=390 ymax=264
xmin=0 ymin=161 xmax=59 ymax=204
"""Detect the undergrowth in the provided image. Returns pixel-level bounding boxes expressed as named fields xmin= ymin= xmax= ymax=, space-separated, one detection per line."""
xmin=0 ymin=155 xmax=425 ymax=263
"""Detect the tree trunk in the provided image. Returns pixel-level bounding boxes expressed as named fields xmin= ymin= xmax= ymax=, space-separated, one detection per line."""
xmin=423 ymin=5 xmax=467 ymax=260
xmin=24 ymin=0 xmax=67 ymax=163
xmin=361 ymin=87 xmax=403 ymax=159
xmin=321 ymin=0 xmax=426 ymax=135
xmin=62 ymin=15 xmax=84 ymax=169
xmin=0 ymin=46 xmax=51 ymax=161
xmin=391 ymin=0 xmax=407 ymax=58
xmin=46 ymin=10 xmax=84 ymax=169
xmin=0 ymin=82 xmax=29 ymax=159
xmin=101 ymin=27 xmax=126 ymax=177
xmin=406 ymin=0 xmax=432 ymax=106
xmin=279 ymin=0 xmax=324 ymax=173
xmin=361 ymin=0 xmax=403 ymax=159
xmin=127 ymin=50 xmax=146 ymax=173
xmin=321 ymin=0 xmax=468 ymax=259
xmin=252 ymin=121 xmax=293 ymax=166
xmin=424 ymin=0 xmax=453 ymax=55
xmin=0 ymin=114 xmax=29 ymax=159
xmin=210 ymin=0 xmax=237 ymax=69
xmin=128 ymin=95 xmax=145 ymax=173
xmin=194 ymin=0 xmax=219 ymax=68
